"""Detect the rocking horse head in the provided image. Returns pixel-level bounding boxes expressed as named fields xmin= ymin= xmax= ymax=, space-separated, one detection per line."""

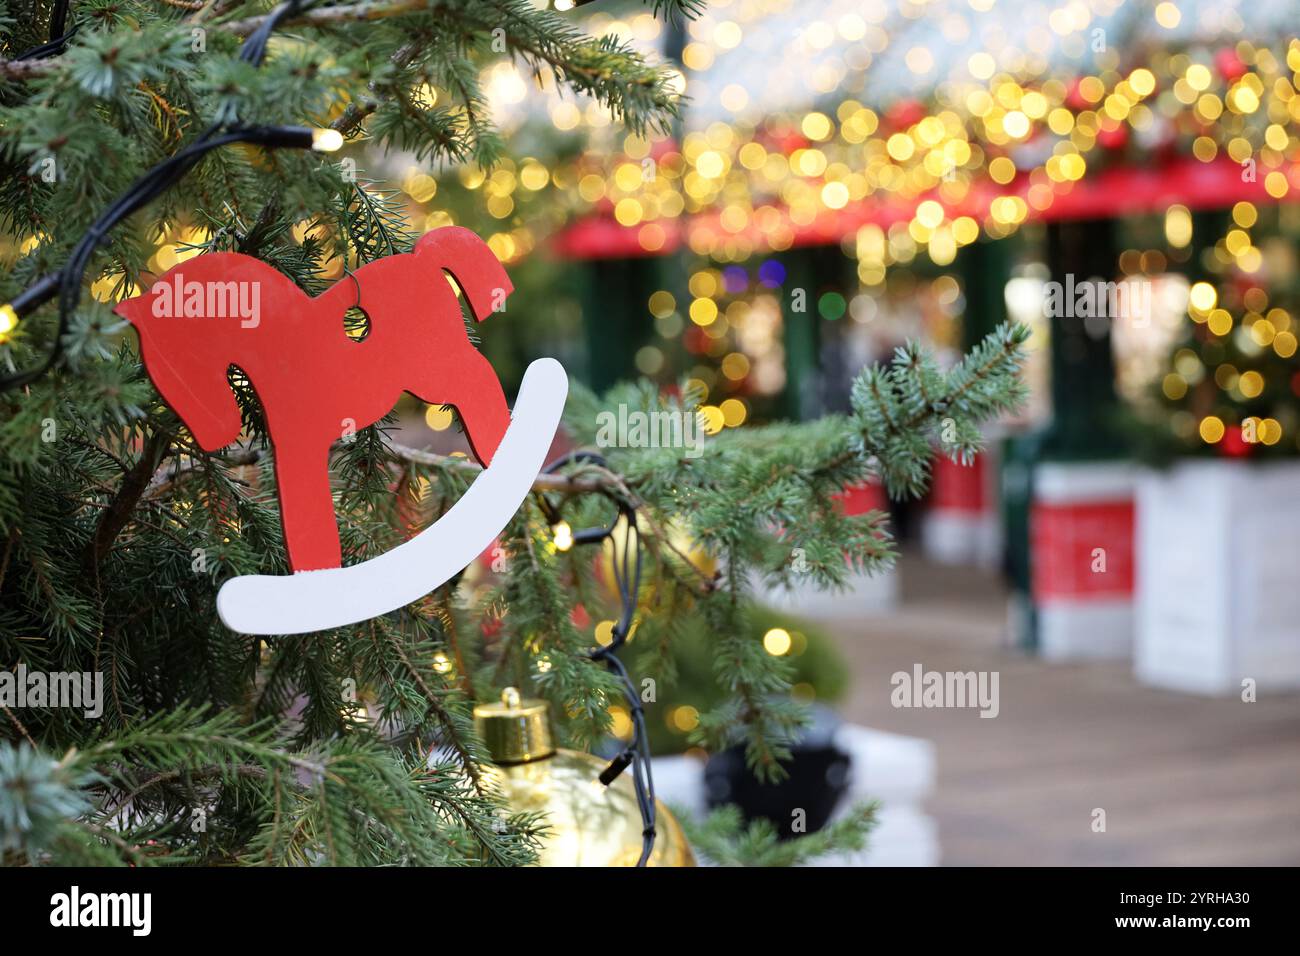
xmin=113 ymin=252 xmax=307 ymax=451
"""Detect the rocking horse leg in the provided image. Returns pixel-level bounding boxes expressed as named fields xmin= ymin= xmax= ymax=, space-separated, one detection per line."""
xmin=273 ymin=438 xmax=343 ymax=572
xmin=419 ymin=348 xmax=512 ymax=467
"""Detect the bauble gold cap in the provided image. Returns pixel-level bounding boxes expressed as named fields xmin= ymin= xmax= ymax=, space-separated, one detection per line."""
xmin=473 ymin=687 xmax=555 ymax=764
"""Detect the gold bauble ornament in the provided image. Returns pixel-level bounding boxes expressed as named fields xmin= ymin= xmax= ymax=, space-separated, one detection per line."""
xmin=474 ymin=688 xmax=695 ymax=867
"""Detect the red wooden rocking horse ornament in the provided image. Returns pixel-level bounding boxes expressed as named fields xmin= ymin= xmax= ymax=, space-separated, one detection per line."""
xmin=115 ymin=227 xmax=569 ymax=635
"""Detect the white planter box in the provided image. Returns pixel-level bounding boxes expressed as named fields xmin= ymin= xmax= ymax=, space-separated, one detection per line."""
xmin=1031 ymin=461 xmax=1137 ymax=660
xmin=1135 ymin=460 xmax=1300 ymax=695
xmin=922 ymin=441 xmax=1003 ymax=568
xmin=761 ymin=566 xmax=899 ymax=618
xmin=922 ymin=511 xmax=1002 ymax=567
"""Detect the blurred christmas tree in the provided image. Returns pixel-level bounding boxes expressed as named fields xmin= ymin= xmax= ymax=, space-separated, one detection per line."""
xmin=1150 ymin=208 xmax=1300 ymax=459
xmin=0 ymin=0 xmax=1026 ymax=865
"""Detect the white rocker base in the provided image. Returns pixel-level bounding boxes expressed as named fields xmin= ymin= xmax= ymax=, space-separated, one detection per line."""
xmin=217 ymin=358 xmax=568 ymax=635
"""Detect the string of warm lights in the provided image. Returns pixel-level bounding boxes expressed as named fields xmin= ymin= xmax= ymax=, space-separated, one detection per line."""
xmin=475 ymin=47 xmax=1296 ymax=267
xmin=0 ymin=0 xmax=344 ymax=392
xmin=416 ymin=10 xmax=1299 ymax=278
xmin=377 ymin=10 xmax=1300 ymax=455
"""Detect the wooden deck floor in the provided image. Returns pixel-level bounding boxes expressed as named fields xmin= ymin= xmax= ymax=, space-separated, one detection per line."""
xmin=827 ymin=554 xmax=1300 ymax=866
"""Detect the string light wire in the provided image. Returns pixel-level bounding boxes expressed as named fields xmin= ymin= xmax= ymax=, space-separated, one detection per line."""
xmin=1 ymin=0 xmax=327 ymax=393
xmin=540 ymin=450 xmax=658 ymax=866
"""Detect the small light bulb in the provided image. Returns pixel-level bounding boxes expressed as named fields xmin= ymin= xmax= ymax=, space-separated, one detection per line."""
xmin=553 ymin=520 xmax=574 ymax=552
xmin=312 ymin=128 xmax=344 ymax=153
xmin=0 ymin=304 xmax=18 ymax=336
xmin=763 ymin=627 xmax=792 ymax=656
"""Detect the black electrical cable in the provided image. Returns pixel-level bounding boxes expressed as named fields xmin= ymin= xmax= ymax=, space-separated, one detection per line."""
xmin=15 ymin=22 xmax=79 ymax=61
xmin=0 ymin=0 xmax=320 ymax=393
xmin=14 ymin=0 xmax=76 ymax=61
xmin=48 ymin=0 xmax=70 ymax=41
xmin=540 ymin=450 xmax=658 ymax=866
xmin=1 ymin=125 xmax=322 ymax=392
xmin=597 ymin=512 xmax=656 ymax=866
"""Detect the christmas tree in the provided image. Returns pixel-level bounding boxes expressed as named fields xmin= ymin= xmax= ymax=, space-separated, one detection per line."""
xmin=1148 ymin=207 xmax=1300 ymax=460
xmin=0 ymin=0 xmax=1026 ymax=865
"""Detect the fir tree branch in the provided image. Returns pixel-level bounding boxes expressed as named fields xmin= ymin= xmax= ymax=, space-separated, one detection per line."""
xmin=677 ymin=800 xmax=879 ymax=867
xmin=433 ymin=591 xmax=475 ymax=698
xmin=220 ymin=0 xmax=432 ymax=36
xmin=372 ymin=615 xmax=487 ymax=795
xmin=0 ymin=58 xmax=47 ymax=80
xmin=2 ymin=704 xmax=38 ymax=748
xmin=83 ymin=427 xmax=170 ymax=571
xmin=388 ymin=440 xmax=610 ymax=494
xmin=0 ymin=1 xmax=429 ymax=79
